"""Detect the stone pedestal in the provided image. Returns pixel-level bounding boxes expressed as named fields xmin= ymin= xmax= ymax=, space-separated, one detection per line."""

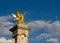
xmin=12 ymin=38 xmax=15 ymax=43
xmin=9 ymin=24 xmax=29 ymax=43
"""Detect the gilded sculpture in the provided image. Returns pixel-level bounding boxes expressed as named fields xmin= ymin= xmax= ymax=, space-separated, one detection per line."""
xmin=12 ymin=9 xmax=24 ymax=24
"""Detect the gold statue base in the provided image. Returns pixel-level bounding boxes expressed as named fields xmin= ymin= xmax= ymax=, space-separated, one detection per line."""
xmin=17 ymin=24 xmax=29 ymax=29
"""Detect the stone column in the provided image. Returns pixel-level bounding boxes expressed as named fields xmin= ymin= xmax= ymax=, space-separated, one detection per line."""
xmin=25 ymin=37 xmax=28 ymax=43
xmin=25 ymin=31 xmax=29 ymax=43
xmin=17 ymin=35 xmax=20 ymax=43
xmin=12 ymin=38 xmax=15 ymax=43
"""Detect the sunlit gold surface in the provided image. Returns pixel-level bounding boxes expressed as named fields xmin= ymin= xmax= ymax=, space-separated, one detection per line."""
xmin=12 ymin=9 xmax=24 ymax=24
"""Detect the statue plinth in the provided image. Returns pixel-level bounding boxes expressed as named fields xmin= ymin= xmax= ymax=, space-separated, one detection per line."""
xmin=9 ymin=9 xmax=30 ymax=43
xmin=10 ymin=24 xmax=29 ymax=32
xmin=9 ymin=24 xmax=29 ymax=43
xmin=17 ymin=24 xmax=29 ymax=30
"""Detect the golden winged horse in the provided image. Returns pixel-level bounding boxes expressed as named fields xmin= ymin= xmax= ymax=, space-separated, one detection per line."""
xmin=12 ymin=9 xmax=24 ymax=24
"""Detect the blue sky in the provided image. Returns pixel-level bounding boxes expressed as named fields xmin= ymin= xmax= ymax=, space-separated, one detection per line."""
xmin=0 ymin=0 xmax=60 ymax=43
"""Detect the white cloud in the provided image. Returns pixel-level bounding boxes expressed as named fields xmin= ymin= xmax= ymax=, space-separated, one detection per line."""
xmin=46 ymin=38 xmax=58 ymax=43
xmin=35 ymin=33 xmax=51 ymax=40
xmin=27 ymin=20 xmax=60 ymax=43
xmin=27 ymin=20 xmax=49 ymax=33
xmin=0 ymin=37 xmax=12 ymax=43
xmin=0 ymin=15 xmax=14 ymax=35
xmin=27 ymin=20 xmax=60 ymax=33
